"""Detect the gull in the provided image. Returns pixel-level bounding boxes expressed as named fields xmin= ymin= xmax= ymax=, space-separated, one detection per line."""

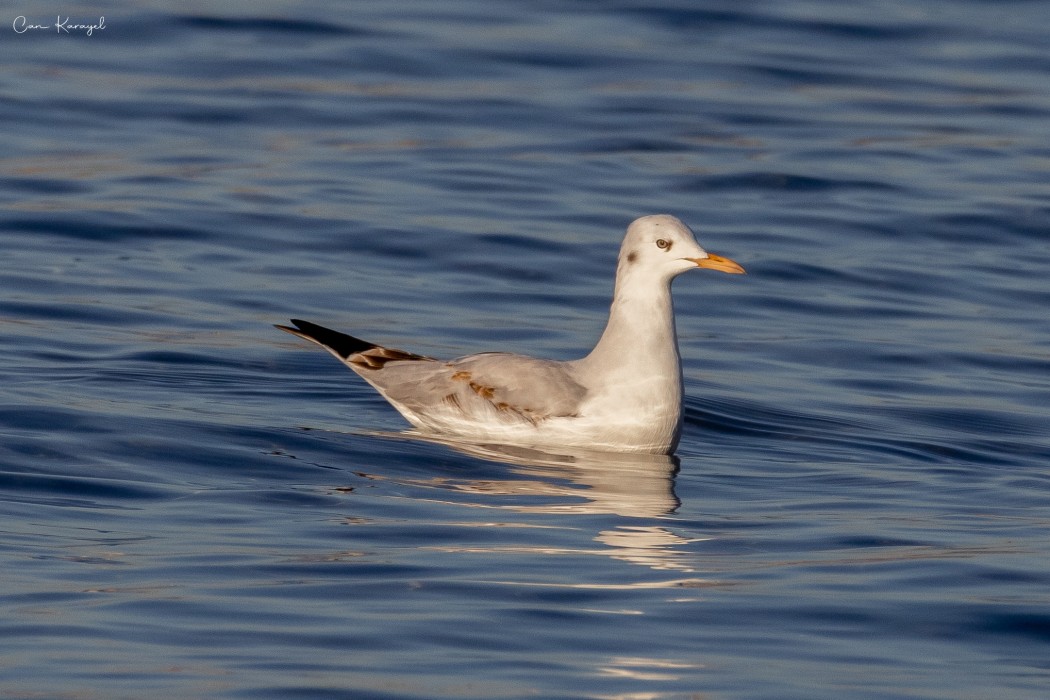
xmin=276 ymin=215 xmax=744 ymax=454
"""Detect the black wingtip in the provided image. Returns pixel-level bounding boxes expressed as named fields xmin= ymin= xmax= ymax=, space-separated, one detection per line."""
xmin=276 ymin=319 xmax=377 ymax=359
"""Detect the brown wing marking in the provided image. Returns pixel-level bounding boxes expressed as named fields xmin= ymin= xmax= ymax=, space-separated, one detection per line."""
xmin=446 ymin=369 xmax=565 ymax=425
xmin=349 ymin=346 xmax=432 ymax=371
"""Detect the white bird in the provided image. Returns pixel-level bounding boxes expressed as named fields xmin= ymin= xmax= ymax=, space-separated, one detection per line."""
xmin=277 ymin=214 xmax=744 ymax=455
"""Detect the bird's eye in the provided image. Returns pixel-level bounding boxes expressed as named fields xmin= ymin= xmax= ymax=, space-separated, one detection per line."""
xmin=656 ymin=238 xmax=670 ymax=250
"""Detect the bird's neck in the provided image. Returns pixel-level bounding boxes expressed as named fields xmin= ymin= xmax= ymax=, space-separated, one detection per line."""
xmin=578 ymin=277 xmax=682 ymax=386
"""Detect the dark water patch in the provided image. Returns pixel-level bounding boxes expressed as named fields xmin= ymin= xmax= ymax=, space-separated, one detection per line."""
xmin=686 ymin=396 xmax=866 ymax=442
xmin=831 ymin=534 xmax=930 ymax=549
xmin=0 ymin=471 xmax=171 ymax=508
xmin=926 ymin=211 xmax=1050 ymax=244
xmin=438 ymin=166 xmax=554 ymax=195
xmin=235 ymin=487 xmax=343 ymax=510
xmin=1 ymin=177 xmax=91 ymax=195
xmin=619 ymin=6 xmax=776 ymax=32
xmin=982 ymin=611 xmax=1050 ymax=643
xmin=787 ymin=16 xmax=935 ymax=41
xmin=468 ymin=48 xmax=613 ymax=71
xmin=685 ymin=396 xmax=1030 ymax=468
xmin=679 ymin=171 xmax=899 ymax=194
xmin=750 ymin=259 xmax=851 ymax=285
xmin=474 ymin=232 xmax=578 ymax=255
xmin=711 ymin=108 xmax=818 ymax=129
xmin=319 ymin=226 xmax=439 ymax=261
xmin=625 ymin=5 xmax=934 ymax=42
xmin=113 ymin=349 xmax=251 ymax=370
xmin=571 ymin=136 xmax=690 ymax=154
xmin=6 ymin=216 xmax=212 ymax=243
xmin=176 ymin=15 xmax=367 ymax=37
xmin=878 ymin=405 xmax=1048 ymax=441
xmin=0 ymin=406 xmax=115 ymax=436
xmin=0 ymin=436 xmax=83 ymax=467
xmin=0 ymin=299 xmax=173 ymax=326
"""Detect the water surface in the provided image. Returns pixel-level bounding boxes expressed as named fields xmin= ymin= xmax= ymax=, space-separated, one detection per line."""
xmin=2 ymin=1 xmax=1049 ymax=698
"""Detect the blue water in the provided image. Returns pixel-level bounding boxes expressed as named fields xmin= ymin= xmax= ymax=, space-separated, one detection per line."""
xmin=3 ymin=1 xmax=1049 ymax=698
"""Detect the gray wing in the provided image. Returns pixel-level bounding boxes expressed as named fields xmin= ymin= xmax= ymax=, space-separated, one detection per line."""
xmin=365 ymin=351 xmax=587 ymax=425
xmin=276 ymin=319 xmax=586 ymax=426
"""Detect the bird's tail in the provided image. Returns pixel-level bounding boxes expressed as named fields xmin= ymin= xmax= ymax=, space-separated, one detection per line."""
xmin=275 ymin=319 xmax=377 ymax=359
xmin=275 ymin=319 xmax=433 ymax=370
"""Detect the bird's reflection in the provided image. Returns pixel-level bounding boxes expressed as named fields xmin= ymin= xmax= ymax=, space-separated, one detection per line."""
xmin=368 ymin=429 xmax=681 ymax=518
xmin=353 ymin=431 xmax=709 ymax=577
xmin=301 ymin=429 xmax=717 ymax=684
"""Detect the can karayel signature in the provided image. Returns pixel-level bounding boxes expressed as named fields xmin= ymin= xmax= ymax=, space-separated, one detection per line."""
xmin=13 ymin=15 xmax=106 ymax=36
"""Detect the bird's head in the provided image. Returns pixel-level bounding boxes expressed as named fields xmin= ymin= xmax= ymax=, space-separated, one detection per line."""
xmin=618 ymin=214 xmax=745 ymax=284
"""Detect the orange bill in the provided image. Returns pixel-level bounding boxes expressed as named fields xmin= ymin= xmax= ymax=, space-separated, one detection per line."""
xmin=688 ymin=253 xmax=746 ymax=274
